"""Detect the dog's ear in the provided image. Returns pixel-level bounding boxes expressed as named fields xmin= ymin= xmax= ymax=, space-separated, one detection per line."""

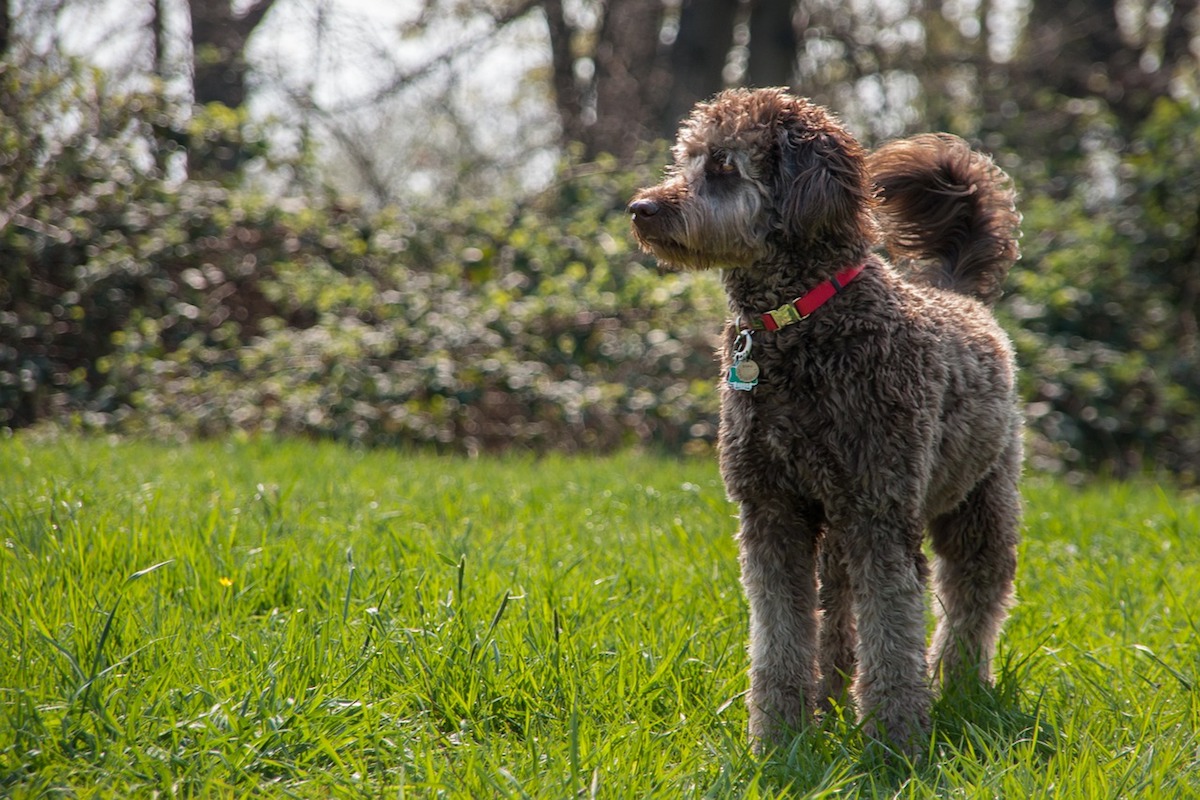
xmin=775 ymin=122 xmax=871 ymax=244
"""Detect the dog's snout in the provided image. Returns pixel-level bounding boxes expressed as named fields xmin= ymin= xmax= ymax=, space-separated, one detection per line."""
xmin=628 ymin=198 xmax=660 ymax=219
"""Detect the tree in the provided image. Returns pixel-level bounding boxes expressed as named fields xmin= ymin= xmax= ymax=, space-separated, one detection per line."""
xmin=543 ymin=0 xmax=796 ymax=161
xmin=656 ymin=0 xmax=739 ymax=138
xmin=186 ymin=0 xmax=277 ymax=176
xmin=190 ymin=0 xmax=276 ymax=109
xmin=0 ymin=0 xmax=10 ymax=61
xmin=543 ymin=0 xmax=670 ymax=160
xmin=589 ymin=0 xmax=670 ymax=160
xmin=1020 ymin=0 xmax=1193 ymax=133
xmin=745 ymin=0 xmax=797 ymax=90
xmin=151 ymin=0 xmax=165 ymax=77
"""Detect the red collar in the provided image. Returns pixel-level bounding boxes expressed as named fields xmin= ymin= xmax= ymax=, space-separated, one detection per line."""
xmin=742 ymin=263 xmax=866 ymax=332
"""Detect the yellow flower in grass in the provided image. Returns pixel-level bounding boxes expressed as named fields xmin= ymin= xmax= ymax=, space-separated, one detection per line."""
xmin=218 ymin=576 xmax=234 ymax=588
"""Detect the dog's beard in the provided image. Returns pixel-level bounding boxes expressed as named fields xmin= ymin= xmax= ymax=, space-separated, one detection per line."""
xmin=634 ymin=189 xmax=767 ymax=271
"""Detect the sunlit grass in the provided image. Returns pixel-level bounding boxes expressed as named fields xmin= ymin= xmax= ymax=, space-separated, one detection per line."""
xmin=1 ymin=436 xmax=1197 ymax=797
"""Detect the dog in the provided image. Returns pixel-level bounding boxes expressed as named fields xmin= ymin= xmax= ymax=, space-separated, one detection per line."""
xmin=628 ymin=87 xmax=1022 ymax=755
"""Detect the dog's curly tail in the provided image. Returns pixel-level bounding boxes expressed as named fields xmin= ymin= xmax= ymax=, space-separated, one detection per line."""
xmin=868 ymin=134 xmax=1020 ymax=306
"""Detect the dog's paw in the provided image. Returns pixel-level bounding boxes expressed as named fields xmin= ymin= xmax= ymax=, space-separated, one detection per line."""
xmin=861 ymin=703 xmax=931 ymax=761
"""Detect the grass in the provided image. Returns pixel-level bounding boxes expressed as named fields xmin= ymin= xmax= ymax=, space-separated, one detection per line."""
xmin=0 ymin=436 xmax=1197 ymax=798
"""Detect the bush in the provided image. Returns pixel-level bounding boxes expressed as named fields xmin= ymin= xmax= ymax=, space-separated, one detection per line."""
xmin=1003 ymin=98 xmax=1200 ymax=481
xmin=0 ymin=59 xmax=723 ymax=454
xmin=1 ymin=60 xmax=171 ymax=426
xmin=4 ymin=57 xmax=1198 ymax=479
xmin=97 ymin=165 xmax=726 ymax=453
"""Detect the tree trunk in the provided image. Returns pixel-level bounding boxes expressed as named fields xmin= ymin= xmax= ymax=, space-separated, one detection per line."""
xmin=543 ymin=0 xmax=585 ymax=146
xmin=187 ymin=0 xmax=276 ymax=177
xmin=0 ymin=0 xmax=10 ymax=61
xmin=590 ymin=0 xmax=669 ymax=159
xmin=190 ymin=0 xmax=275 ymax=107
xmin=151 ymin=0 xmax=166 ymax=78
xmin=658 ymin=0 xmax=738 ymax=137
xmin=746 ymin=0 xmax=796 ymax=88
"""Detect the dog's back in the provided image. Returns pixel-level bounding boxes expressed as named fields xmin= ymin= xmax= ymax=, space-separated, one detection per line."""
xmin=868 ymin=134 xmax=1020 ymax=307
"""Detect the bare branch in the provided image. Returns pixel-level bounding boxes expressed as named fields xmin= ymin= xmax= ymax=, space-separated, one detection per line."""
xmin=323 ymin=0 xmax=542 ymax=114
xmin=238 ymin=0 xmax=277 ymax=35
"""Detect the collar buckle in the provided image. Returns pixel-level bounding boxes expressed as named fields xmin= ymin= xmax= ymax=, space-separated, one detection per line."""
xmin=764 ymin=304 xmax=805 ymax=331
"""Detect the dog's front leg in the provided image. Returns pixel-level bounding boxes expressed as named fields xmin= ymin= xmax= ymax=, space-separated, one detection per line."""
xmin=736 ymin=498 xmax=822 ymax=750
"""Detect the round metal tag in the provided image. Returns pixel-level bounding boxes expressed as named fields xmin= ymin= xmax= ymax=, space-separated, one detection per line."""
xmin=735 ymin=359 xmax=760 ymax=382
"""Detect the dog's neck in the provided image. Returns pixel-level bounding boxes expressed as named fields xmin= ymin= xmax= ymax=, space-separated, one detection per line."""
xmin=721 ymin=243 xmax=871 ymax=319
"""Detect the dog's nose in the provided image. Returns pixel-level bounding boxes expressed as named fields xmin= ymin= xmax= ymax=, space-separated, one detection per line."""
xmin=628 ymin=199 xmax=660 ymax=218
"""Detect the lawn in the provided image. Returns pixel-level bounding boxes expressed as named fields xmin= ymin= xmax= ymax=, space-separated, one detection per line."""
xmin=1 ymin=436 xmax=1197 ymax=798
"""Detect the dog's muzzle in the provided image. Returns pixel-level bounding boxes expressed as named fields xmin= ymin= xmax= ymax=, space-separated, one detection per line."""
xmin=628 ymin=197 xmax=668 ymax=245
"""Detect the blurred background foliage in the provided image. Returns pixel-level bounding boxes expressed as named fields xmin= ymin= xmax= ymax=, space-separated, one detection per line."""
xmin=1 ymin=0 xmax=1199 ymax=481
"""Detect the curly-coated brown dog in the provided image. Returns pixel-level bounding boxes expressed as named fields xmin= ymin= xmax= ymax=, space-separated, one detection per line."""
xmin=629 ymin=87 xmax=1022 ymax=755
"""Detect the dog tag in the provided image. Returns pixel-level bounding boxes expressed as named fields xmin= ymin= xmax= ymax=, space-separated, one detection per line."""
xmin=727 ymin=367 xmax=758 ymax=391
xmin=734 ymin=359 xmax=760 ymax=382
xmin=728 ymin=330 xmax=759 ymax=391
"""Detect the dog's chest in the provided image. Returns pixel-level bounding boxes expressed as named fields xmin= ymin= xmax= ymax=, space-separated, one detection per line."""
xmin=720 ymin=344 xmax=837 ymax=459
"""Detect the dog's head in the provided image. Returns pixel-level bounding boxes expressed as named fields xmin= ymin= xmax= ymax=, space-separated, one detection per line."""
xmin=629 ymin=88 xmax=873 ymax=271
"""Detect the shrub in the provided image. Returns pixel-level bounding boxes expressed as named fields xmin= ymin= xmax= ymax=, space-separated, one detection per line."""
xmin=4 ymin=57 xmax=1198 ymax=479
xmin=98 ymin=165 xmax=726 ymax=453
xmin=1004 ymin=98 xmax=1200 ymax=481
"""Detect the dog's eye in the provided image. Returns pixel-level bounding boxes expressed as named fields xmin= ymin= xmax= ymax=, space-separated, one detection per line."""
xmin=707 ymin=159 xmax=738 ymax=177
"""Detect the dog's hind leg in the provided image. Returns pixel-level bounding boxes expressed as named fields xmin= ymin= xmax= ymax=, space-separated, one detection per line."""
xmin=817 ymin=532 xmax=857 ymax=710
xmin=838 ymin=510 xmax=932 ymax=754
xmin=737 ymin=496 xmax=823 ymax=749
xmin=928 ymin=442 xmax=1021 ymax=689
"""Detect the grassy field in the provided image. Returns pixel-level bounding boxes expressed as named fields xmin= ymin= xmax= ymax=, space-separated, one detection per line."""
xmin=1 ymin=436 xmax=1197 ymax=798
